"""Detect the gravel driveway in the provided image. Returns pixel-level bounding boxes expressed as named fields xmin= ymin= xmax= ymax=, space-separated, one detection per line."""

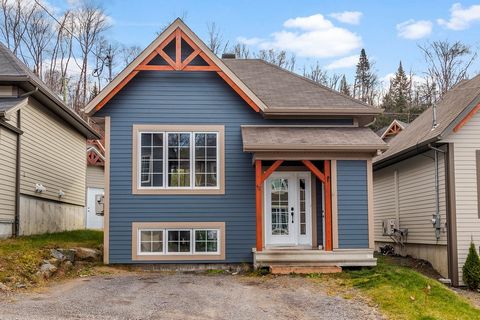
xmin=0 ymin=272 xmax=383 ymax=320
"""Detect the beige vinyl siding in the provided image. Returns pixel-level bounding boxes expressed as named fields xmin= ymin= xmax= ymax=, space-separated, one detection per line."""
xmin=374 ymin=150 xmax=447 ymax=245
xmin=19 ymin=98 xmax=86 ymax=207
xmin=87 ymin=165 xmax=104 ymax=188
xmin=0 ymin=126 xmax=17 ymax=222
xmin=442 ymin=110 xmax=480 ymax=284
xmin=373 ymin=168 xmax=396 ymax=242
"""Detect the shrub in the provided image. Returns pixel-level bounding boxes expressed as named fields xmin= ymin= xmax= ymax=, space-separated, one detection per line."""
xmin=463 ymin=242 xmax=480 ymax=290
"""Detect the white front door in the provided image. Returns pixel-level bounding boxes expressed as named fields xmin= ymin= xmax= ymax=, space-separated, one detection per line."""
xmin=86 ymin=187 xmax=104 ymax=229
xmin=265 ymin=172 xmax=312 ymax=247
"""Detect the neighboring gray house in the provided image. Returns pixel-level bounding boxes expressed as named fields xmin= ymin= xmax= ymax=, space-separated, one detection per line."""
xmin=85 ymin=19 xmax=387 ymax=271
xmin=373 ymin=75 xmax=480 ymax=286
xmin=0 ymin=43 xmax=100 ymax=238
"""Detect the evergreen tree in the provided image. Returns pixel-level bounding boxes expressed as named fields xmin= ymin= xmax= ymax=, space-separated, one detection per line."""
xmin=354 ymin=49 xmax=376 ymax=104
xmin=463 ymin=242 xmax=480 ymax=290
xmin=389 ymin=61 xmax=411 ymax=112
xmin=339 ymin=75 xmax=351 ymax=96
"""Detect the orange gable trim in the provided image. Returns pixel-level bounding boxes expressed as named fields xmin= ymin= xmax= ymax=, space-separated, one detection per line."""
xmin=453 ymin=103 xmax=480 ymax=133
xmin=94 ymin=27 xmax=260 ymax=113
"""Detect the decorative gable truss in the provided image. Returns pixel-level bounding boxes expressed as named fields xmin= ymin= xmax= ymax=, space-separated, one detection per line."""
xmin=91 ymin=24 xmax=261 ymax=114
xmin=135 ymin=28 xmax=220 ymax=72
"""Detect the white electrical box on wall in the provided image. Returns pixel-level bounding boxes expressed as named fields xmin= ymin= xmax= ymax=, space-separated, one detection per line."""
xmin=382 ymin=218 xmax=398 ymax=236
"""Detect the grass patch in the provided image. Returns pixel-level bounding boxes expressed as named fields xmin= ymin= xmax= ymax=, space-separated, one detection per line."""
xmin=0 ymin=230 xmax=103 ymax=288
xmin=334 ymin=257 xmax=480 ymax=320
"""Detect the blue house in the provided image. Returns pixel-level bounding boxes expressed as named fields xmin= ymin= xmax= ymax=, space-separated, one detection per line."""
xmin=85 ymin=19 xmax=387 ymax=271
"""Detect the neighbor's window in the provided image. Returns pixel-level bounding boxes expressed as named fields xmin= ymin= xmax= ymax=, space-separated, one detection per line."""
xmin=167 ymin=230 xmax=192 ymax=253
xmin=138 ymin=131 xmax=219 ymax=189
xmin=140 ymin=133 xmax=164 ymax=187
xmin=139 ymin=230 xmax=163 ymax=254
xmin=194 ymin=229 xmax=219 ymax=253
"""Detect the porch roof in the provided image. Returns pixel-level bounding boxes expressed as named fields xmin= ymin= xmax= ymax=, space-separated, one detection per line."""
xmin=241 ymin=126 xmax=387 ymax=152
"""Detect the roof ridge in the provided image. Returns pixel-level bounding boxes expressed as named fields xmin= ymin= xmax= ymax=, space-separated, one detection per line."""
xmin=256 ymin=59 xmax=378 ymax=111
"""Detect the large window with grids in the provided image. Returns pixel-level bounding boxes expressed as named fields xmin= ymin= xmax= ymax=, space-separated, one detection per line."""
xmin=137 ymin=228 xmax=220 ymax=256
xmin=135 ymin=127 xmax=222 ymax=192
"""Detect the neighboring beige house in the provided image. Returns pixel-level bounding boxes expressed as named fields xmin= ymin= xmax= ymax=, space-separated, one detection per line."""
xmin=86 ymin=140 xmax=105 ymax=229
xmin=373 ymin=75 xmax=480 ymax=286
xmin=0 ymin=43 xmax=100 ymax=238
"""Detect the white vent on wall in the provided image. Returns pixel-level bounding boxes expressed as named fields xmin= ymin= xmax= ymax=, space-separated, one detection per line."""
xmin=35 ymin=183 xmax=46 ymax=193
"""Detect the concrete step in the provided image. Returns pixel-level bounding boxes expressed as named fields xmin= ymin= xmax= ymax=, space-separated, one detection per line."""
xmin=270 ymin=265 xmax=342 ymax=275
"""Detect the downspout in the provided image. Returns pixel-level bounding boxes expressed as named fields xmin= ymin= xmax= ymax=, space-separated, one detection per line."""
xmin=429 ymin=144 xmax=445 ymax=240
xmin=14 ymin=109 xmax=21 ymax=237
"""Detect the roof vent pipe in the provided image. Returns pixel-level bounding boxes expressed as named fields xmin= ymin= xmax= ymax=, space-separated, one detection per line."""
xmin=221 ymin=53 xmax=236 ymax=59
xmin=432 ymin=103 xmax=438 ymax=130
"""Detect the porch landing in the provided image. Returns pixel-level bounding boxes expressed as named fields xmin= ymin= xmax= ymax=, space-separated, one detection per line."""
xmin=253 ymin=249 xmax=376 ymax=269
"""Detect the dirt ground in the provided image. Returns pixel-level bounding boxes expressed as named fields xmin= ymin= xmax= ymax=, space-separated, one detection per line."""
xmin=0 ymin=271 xmax=383 ymax=320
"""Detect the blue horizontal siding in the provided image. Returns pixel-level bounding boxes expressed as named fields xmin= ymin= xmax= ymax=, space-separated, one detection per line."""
xmin=337 ymin=160 xmax=369 ymax=248
xmin=97 ymin=71 xmax=355 ymax=263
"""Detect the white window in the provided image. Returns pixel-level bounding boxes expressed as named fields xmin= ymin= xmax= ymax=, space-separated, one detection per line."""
xmin=138 ymin=230 xmax=163 ymax=254
xmin=140 ymin=133 xmax=164 ymax=187
xmin=138 ymin=131 xmax=219 ymax=189
xmin=194 ymin=229 xmax=219 ymax=254
xmin=136 ymin=228 xmax=220 ymax=256
xmin=167 ymin=229 xmax=192 ymax=254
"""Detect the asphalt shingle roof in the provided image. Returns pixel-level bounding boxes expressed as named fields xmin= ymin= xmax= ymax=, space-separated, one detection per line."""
xmin=222 ymin=59 xmax=379 ymax=114
xmin=375 ymin=75 xmax=480 ymax=164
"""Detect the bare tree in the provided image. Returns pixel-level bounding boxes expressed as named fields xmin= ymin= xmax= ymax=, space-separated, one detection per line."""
xmin=257 ymin=49 xmax=296 ymax=71
xmin=206 ymin=22 xmax=224 ymax=55
xmin=230 ymin=43 xmax=250 ymax=59
xmin=0 ymin=0 xmax=36 ymax=57
xmin=120 ymin=44 xmax=141 ymax=67
xmin=303 ymin=62 xmax=328 ymax=85
xmin=23 ymin=7 xmax=52 ymax=77
xmin=72 ymin=1 xmax=110 ymax=111
xmin=419 ymin=40 xmax=476 ymax=97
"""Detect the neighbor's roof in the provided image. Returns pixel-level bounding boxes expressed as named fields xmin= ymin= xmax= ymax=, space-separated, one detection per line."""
xmin=0 ymin=42 xmax=100 ymax=139
xmin=224 ymin=59 xmax=380 ymax=116
xmin=241 ymin=126 xmax=387 ymax=152
xmin=375 ymin=119 xmax=409 ymax=138
xmin=0 ymin=97 xmax=26 ymax=115
xmin=374 ymin=75 xmax=480 ymax=166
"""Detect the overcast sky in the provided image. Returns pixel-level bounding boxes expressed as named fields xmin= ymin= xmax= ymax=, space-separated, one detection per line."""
xmin=52 ymin=0 xmax=480 ymax=85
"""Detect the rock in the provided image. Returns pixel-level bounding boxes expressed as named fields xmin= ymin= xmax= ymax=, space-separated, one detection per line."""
xmin=74 ymin=247 xmax=102 ymax=262
xmin=50 ymin=249 xmax=65 ymax=261
xmin=0 ymin=282 xmax=10 ymax=292
xmin=47 ymin=258 xmax=61 ymax=267
xmin=57 ymin=249 xmax=76 ymax=262
xmin=37 ymin=263 xmax=57 ymax=279
xmin=62 ymin=260 xmax=73 ymax=271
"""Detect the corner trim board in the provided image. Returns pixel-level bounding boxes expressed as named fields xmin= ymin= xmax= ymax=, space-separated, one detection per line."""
xmin=103 ymin=116 xmax=111 ymax=264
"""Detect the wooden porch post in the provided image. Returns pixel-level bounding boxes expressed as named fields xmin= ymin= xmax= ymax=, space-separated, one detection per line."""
xmin=255 ymin=159 xmax=263 ymax=252
xmin=324 ymin=160 xmax=333 ymax=251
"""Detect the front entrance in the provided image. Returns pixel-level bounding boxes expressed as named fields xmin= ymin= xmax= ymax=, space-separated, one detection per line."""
xmin=265 ymin=172 xmax=312 ymax=247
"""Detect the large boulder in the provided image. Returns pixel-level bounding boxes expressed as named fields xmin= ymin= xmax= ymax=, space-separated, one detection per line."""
xmin=50 ymin=249 xmax=65 ymax=261
xmin=56 ymin=249 xmax=76 ymax=262
xmin=73 ymin=247 xmax=102 ymax=262
xmin=37 ymin=263 xmax=57 ymax=279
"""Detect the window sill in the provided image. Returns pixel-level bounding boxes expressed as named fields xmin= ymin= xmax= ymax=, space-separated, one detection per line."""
xmin=132 ymin=187 xmax=225 ymax=195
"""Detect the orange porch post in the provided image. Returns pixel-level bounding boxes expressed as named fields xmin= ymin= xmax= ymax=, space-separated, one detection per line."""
xmin=255 ymin=159 xmax=263 ymax=252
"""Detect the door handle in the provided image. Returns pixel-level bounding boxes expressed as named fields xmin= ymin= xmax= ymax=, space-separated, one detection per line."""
xmin=290 ymin=207 xmax=294 ymax=223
